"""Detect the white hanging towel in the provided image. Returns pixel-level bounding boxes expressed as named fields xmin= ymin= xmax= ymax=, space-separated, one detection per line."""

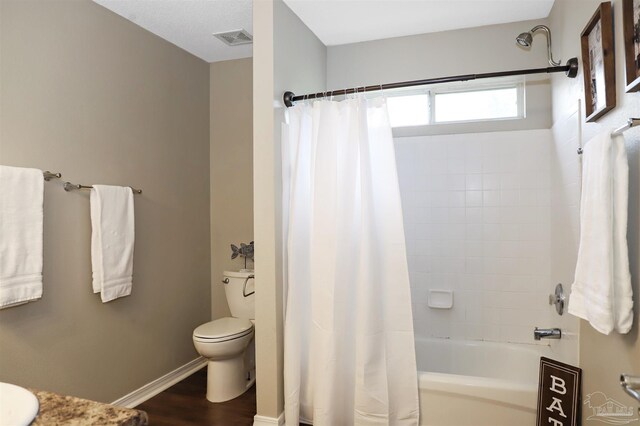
xmin=0 ymin=165 xmax=44 ymax=308
xmin=90 ymin=185 xmax=135 ymax=303
xmin=568 ymin=131 xmax=633 ymax=334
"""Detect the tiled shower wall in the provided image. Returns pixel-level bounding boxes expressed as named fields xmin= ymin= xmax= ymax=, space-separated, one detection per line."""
xmin=396 ymin=129 xmax=557 ymax=345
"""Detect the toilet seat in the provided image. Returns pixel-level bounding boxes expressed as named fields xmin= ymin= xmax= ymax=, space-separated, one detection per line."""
xmin=193 ymin=317 xmax=253 ymax=343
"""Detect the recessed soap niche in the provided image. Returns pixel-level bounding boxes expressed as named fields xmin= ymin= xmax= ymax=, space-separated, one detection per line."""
xmin=427 ymin=290 xmax=453 ymax=309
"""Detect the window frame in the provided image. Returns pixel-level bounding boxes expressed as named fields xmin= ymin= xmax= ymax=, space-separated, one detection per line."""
xmin=430 ymin=81 xmax=525 ymax=125
xmin=386 ymin=77 xmax=526 ymax=129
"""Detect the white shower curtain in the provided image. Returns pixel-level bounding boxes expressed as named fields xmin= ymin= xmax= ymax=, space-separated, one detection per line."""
xmin=282 ymin=97 xmax=419 ymax=426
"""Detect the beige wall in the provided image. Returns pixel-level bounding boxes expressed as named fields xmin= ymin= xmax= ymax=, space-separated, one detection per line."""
xmin=253 ymin=0 xmax=326 ymax=419
xmin=327 ymin=19 xmax=553 ymax=136
xmin=0 ymin=0 xmax=211 ymax=402
xmin=549 ymin=0 xmax=640 ymax=420
xmin=210 ymin=58 xmax=254 ymax=320
xmin=253 ymin=0 xmax=279 ymax=418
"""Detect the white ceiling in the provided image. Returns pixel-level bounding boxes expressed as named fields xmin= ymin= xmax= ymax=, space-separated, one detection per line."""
xmin=93 ymin=0 xmax=252 ymax=63
xmin=93 ymin=0 xmax=555 ymax=63
xmin=283 ymin=0 xmax=556 ymax=46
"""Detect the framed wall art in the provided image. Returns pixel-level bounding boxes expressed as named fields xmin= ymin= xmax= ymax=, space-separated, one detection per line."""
xmin=580 ymin=2 xmax=616 ymax=122
xmin=623 ymin=0 xmax=640 ymax=91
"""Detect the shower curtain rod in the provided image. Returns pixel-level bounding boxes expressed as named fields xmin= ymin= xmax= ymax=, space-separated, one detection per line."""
xmin=283 ymin=57 xmax=579 ymax=107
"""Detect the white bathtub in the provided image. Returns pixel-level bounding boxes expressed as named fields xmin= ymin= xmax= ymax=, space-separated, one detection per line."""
xmin=416 ymin=337 xmax=552 ymax=426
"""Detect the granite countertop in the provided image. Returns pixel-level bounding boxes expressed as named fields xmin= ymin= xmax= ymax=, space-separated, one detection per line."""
xmin=30 ymin=389 xmax=148 ymax=426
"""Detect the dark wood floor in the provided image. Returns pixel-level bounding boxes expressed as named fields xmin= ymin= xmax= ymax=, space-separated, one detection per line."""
xmin=137 ymin=368 xmax=256 ymax=425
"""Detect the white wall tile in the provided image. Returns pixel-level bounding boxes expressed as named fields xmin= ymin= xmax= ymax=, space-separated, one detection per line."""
xmin=483 ymin=207 xmax=501 ymax=223
xmin=483 ymin=190 xmax=501 ymax=207
xmin=500 ymin=325 xmax=533 ymax=344
xmin=465 ymin=174 xmax=483 ymax=191
xmin=396 ymin=130 xmax=554 ymax=345
xmin=466 ymin=207 xmax=483 ymax=223
xmin=465 ymin=240 xmax=483 ymax=257
xmin=483 ymin=173 xmax=501 ymax=190
xmin=447 ymin=157 xmax=466 ymax=174
xmin=501 ymin=173 xmax=521 ymax=190
xmin=482 ymin=224 xmax=500 ymax=240
xmin=449 ymin=208 xmax=466 ymax=224
xmin=466 ymin=224 xmax=483 ymax=240
xmin=500 ymin=190 xmax=520 ymax=206
xmin=499 ymin=224 xmax=521 ymax=241
xmin=449 ymin=191 xmax=466 ymax=208
xmin=465 ymin=157 xmax=483 ymax=174
xmin=448 ymin=174 xmax=466 ymax=191
xmin=466 ymin=191 xmax=483 ymax=207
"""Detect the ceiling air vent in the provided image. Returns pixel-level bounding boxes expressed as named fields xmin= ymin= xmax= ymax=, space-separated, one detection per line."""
xmin=213 ymin=29 xmax=253 ymax=46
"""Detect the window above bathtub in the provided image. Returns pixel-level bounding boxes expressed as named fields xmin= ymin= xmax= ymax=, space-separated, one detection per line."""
xmin=386 ymin=78 xmax=525 ymax=129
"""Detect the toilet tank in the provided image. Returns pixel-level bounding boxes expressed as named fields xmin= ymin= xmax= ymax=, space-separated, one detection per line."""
xmin=223 ymin=271 xmax=255 ymax=320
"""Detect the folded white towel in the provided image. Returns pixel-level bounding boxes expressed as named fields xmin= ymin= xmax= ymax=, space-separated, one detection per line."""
xmin=0 ymin=165 xmax=44 ymax=308
xmin=90 ymin=185 xmax=135 ymax=303
xmin=568 ymin=131 xmax=633 ymax=334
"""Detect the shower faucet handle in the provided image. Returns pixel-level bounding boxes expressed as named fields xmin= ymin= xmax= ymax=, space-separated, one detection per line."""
xmin=548 ymin=283 xmax=565 ymax=315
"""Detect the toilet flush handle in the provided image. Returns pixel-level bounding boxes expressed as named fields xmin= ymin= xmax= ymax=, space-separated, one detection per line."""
xmin=243 ymin=275 xmax=255 ymax=298
xmin=221 ymin=276 xmax=254 ymax=297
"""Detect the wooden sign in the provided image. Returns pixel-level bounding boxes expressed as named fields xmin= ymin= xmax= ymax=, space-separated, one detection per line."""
xmin=536 ymin=357 xmax=582 ymax=426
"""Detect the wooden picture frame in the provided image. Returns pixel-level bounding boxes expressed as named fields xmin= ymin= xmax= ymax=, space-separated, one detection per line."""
xmin=623 ymin=0 xmax=640 ymax=91
xmin=580 ymin=2 xmax=616 ymax=122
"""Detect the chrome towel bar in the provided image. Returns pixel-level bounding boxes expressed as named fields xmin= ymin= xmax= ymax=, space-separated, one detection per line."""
xmin=63 ymin=181 xmax=142 ymax=194
xmin=577 ymin=117 xmax=638 ymax=155
xmin=43 ymin=171 xmax=61 ymax=181
xmin=612 ymin=117 xmax=639 ymax=136
xmin=42 ymin=170 xmax=142 ymax=194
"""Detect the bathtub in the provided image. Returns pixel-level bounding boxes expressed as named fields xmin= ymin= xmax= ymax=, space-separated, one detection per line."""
xmin=416 ymin=337 xmax=552 ymax=426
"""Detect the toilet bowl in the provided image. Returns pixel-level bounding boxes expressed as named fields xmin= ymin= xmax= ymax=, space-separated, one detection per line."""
xmin=193 ymin=271 xmax=255 ymax=402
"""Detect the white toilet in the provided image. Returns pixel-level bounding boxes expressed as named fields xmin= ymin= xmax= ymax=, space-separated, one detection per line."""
xmin=193 ymin=270 xmax=255 ymax=402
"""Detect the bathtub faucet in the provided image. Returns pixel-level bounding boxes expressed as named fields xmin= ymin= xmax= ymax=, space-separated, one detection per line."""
xmin=534 ymin=327 xmax=561 ymax=340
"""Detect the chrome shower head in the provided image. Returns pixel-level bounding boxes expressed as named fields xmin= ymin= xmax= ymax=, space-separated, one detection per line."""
xmin=516 ymin=32 xmax=533 ymax=47
xmin=515 ymin=24 xmax=561 ymax=66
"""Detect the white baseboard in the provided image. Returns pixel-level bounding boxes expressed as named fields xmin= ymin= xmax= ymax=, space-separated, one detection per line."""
xmin=253 ymin=412 xmax=285 ymax=426
xmin=111 ymin=357 xmax=207 ymax=408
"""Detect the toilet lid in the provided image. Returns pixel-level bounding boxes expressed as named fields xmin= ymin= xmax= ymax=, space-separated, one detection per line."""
xmin=193 ymin=317 xmax=253 ymax=340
